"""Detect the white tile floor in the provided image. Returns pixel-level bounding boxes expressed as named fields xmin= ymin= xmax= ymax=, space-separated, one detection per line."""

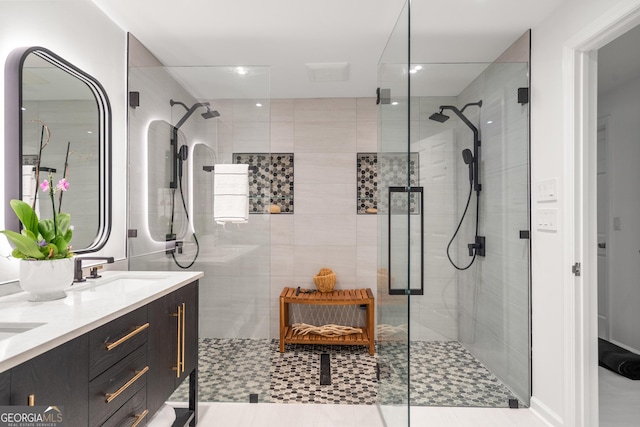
xmin=151 ymin=402 xmax=551 ymax=427
xmin=599 ymin=366 xmax=640 ymax=426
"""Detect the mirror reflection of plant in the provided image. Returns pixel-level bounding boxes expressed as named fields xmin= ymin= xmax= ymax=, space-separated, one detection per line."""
xmin=0 ymin=173 xmax=73 ymax=260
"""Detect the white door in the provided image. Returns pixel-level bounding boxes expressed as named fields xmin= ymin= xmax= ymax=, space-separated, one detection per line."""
xmin=597 ymin=119 xmax=609 ymax=339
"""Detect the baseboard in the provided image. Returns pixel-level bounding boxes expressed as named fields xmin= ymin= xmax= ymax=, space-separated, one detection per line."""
xmin=530 ymin=397 xmax=563 ymax=427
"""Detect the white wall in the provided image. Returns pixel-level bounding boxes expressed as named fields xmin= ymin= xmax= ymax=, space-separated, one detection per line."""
xmin=531 ymin=0 xmax=640 ymax=424
xmin=598 ymin=75 xmax=640 ymax=353
xmin=0 ymin=0 xmax=128 ymax=282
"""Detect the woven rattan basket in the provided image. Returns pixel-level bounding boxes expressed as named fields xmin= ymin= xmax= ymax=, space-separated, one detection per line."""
xmin=313 ymin=267 xmax=336 ymax=293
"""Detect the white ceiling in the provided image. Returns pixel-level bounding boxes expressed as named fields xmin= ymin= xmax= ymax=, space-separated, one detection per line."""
xmin=90 ymin=0 xmax=567 ymax=99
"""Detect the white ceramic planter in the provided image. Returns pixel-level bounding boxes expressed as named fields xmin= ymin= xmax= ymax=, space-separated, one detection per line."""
xmin=19 ymin=258 xmax=74 ymax=301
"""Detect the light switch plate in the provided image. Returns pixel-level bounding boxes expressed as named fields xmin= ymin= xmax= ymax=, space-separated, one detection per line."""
xmin=536 ymin=178 xmax=558 ymax=202
xmin=536 ymin=208 xmax=558 ymax=231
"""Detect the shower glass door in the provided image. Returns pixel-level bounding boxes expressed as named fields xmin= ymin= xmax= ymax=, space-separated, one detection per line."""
xmin=376 ymin=1 xmax=412 ymax=425
xmin=408 ymin=31 xmax=532 ymax=408
xmin=127 ymin=35 xmax=273 ymax=404
xmin=377 ymin=3 xmax=531 ymax=421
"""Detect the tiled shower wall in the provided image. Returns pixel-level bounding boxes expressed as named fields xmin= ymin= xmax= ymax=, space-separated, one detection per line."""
xmin=268 ymin=98 xmax=378 ymax=336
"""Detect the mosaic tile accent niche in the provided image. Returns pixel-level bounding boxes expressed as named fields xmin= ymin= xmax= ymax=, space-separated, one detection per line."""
xmin=234 ymin=153 xmax=294 ymax=214
xmin=357 ymin=152 xmax=419 ymax=214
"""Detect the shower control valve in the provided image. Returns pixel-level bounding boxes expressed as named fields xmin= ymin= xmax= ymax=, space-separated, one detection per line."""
xmin=467 ymin=236 xmax=486 ymax=257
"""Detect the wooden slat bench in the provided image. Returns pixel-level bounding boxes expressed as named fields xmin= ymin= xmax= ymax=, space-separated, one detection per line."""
xmin=279 ymin=287 xmax=375 ymax=355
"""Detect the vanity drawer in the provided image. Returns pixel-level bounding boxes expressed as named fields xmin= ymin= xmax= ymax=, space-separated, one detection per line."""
xmin=89 ymin=306 xmax=148 ymax=380
xmin=101 ymin=385 xmax=148 ymax=427
xmin=89 ymin=344 xmax=148 ymax=426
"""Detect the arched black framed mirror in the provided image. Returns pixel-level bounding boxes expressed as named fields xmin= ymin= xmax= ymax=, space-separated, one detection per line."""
xmin=4 ymin=46 xmax=111 ymax=253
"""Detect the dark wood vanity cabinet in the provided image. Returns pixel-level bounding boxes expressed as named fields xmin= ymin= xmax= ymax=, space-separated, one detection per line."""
xmin=147 ymin=280 xmax=198 ymax=425
xmin=0 ymin=279 xmax=199 ymax=427
xmin=0 ymin=371 xmax=9 ymax=405
xmin=88 ymin=306 xmax=149 ymax=427
xmin=10 ymin=335 xmax=89 ymax=426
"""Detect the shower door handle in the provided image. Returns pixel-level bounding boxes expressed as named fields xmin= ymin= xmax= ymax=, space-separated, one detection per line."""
xmin=387 ymin=186 xmax=424 ymax=296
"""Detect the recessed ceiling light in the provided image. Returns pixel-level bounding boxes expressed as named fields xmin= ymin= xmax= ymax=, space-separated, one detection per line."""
xmin=414 ymin=65 xmax=423 ymax=71
xmin=409 ymin=69 xmax=417 ymax=74
xmin=236 ymin=67 xmax=248 ymax=75
xmin=487 ymin=120 xmax=493 ymax=124
xmin=256 ymin=103 xmax=262 ymax=107
xmin=87 ymin=131 xmax=93 ymax=134
xmin=392 ymin=101 xmax=399 ymax=106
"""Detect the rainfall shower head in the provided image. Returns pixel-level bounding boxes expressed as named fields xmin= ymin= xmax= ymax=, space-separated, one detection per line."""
xmin=429 ymin=110 xmax=450 ymax=123
xmin=170 ymin=99 xmax=219 ymax=129
xmin=201 ymin=108 xmax=220 ymax=119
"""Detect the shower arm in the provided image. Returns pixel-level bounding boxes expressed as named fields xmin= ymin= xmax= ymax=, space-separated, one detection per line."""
xmin=173 ymin=102 xmax=210 ymax=130
xmin=169 ymin=99 xmax=211 ymax=188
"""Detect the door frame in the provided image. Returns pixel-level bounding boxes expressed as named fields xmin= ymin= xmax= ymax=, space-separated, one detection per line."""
xmin=563 ymin=3 xmax=640 ymax=426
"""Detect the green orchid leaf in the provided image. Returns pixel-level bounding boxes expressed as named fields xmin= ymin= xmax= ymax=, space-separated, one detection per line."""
xmin=9 ymin=199 xmax=39 ymax=237
xmin=38 ymin=219 xmax=56 ymax=243
xmin=22 ymin=229 xmax=38 ymax=240
xmin=0 ymin=230 xmax=45 ymax=259
xmin=56 ymin=213 xmax=71 ymax=236
xmin=63 ymin=228 xmax=73 ymax=243
xmin=44 ymin=243 xmax=58 ymax=259
xmin=11 ymin=248 xmax=26 ymax=259
xmin=52 ymin=236 xmax=69 ymax=258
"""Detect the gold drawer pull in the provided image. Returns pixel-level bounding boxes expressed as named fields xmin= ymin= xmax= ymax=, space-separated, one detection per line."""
xmin=28 ymin=394 xmax=35 ymax=406
xmin=173 ymin=306 xmax=182 ymax=377
xmin=105 ymin=323 xmax=149 ymax=351
xmin=104 ymin=366 xmax=149 ymax=403
xmin=181 ymin=302 xmax=186 ymax=373
xmin=131 ymin=409 xmax=149 ymax=427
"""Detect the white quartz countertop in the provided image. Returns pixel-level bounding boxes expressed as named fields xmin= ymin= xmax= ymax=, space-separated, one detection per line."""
xmin=0 ymin=270 xmax=203 ymax=372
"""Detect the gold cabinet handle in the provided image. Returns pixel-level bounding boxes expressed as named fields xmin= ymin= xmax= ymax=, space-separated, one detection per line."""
xmin=104 ymin=366 xmax=149 ymax=403
xmin=105 ymin=323 xmax=150 ymax=351
xmin=181 ymin=302 xmax=186 ymax=373
xmin=173 ymin=306 xmax=182 ymax=377
xmin=131 ymin=409 xmax=149 ymax=427
xmin=28 ymin=394 xmax=35 ymax=406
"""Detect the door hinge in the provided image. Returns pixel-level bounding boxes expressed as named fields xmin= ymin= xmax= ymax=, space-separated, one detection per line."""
xmin=376 ymin=87 xmax=390 ymax=105
xmin=572 ymin=262 xmax=581 ymax=277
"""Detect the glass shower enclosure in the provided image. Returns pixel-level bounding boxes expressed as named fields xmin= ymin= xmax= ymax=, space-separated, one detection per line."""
xmin=376 ymin=3 xmax=531 ymax=425
xmin=127 ymin=34 xmax=272 ymax=402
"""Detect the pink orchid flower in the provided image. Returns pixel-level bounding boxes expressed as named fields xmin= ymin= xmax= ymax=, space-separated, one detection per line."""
xmin=56 ymin=178 xmax=69 ymax=191
xmin=40 ymin=180 xmax=50 ymax=192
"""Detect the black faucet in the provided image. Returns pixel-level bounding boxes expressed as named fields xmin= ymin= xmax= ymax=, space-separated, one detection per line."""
xmin=74 ymin=256 xmax=115 ymax=282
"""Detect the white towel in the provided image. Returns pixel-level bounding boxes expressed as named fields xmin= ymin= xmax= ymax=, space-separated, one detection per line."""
xmin=147 ymin=403 xmax=177 ymax=427
xmin=213 ymin=163 xmax=249 ymax=225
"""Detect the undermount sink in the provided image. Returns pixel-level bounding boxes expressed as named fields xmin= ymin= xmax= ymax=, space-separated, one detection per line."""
xmin=0 ymin=322 xmax=46 ymax=341
xmin=70 ymin=273 xmax=168 ymax=292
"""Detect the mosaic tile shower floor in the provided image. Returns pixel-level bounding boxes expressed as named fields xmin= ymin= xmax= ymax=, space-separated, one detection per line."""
xmin=170 ymin=338 xmax=524 ymax=408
